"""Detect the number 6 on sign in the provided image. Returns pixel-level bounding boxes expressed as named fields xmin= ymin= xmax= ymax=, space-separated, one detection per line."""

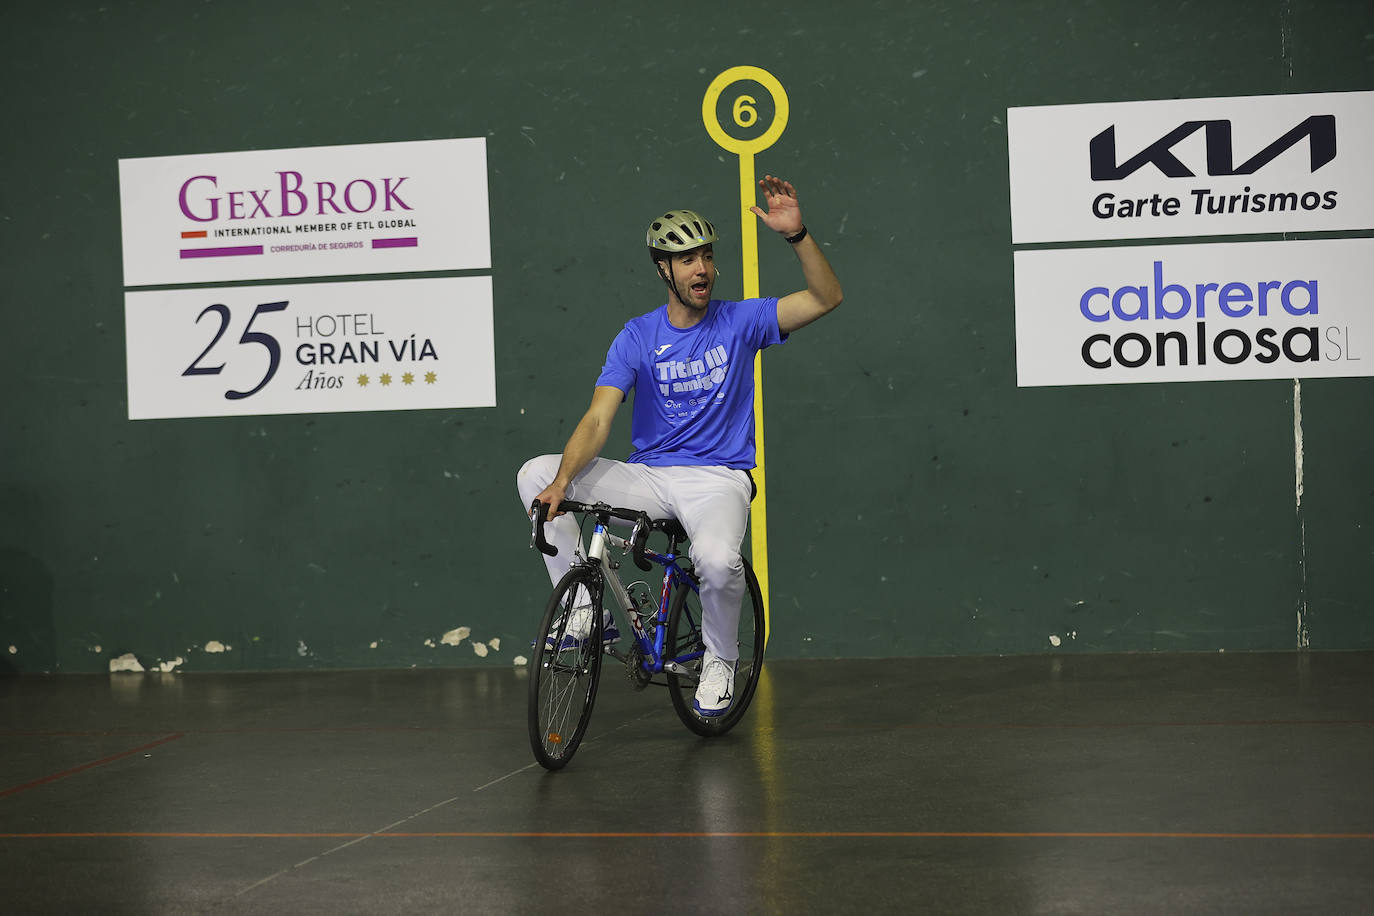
xmin=732 ymin=94 xmax=758 ymax=128
xmin=702 ymin=67 xmax=789 ymax=160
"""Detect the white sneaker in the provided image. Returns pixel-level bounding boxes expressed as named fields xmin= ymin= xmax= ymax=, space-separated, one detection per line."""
xmin=692 ymin=652 xmax=736 ymax=717
xmin=544 ymin=604 xmax=619 ymax=650
xmin=565 ymin=603 xmax=595 ymax=639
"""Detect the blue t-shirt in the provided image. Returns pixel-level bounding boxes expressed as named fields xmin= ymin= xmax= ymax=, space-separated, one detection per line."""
xmin=595 ymin=298 xmax=787 ymax=468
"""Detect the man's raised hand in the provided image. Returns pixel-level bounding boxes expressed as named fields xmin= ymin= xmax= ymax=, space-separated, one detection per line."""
xmin=749 ymin=174 xmax=804 ymax=237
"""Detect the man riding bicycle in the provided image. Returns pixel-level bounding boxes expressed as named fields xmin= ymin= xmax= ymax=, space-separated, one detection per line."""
xmin=518 ymin=174 xmax=842 ymax=718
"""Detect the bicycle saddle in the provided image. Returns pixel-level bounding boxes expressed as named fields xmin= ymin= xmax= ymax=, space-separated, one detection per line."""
xmin=654 ymin=518 xmax=688 ymax=542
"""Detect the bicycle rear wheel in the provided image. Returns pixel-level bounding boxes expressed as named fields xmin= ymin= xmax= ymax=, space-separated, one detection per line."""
xmin=666 ymin=557 xmax=765 ymax=737
xmin=528 ymin=566 xmax=604 ymax=770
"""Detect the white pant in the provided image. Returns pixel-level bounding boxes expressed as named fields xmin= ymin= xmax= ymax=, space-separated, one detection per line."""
xmin=517 ymin=456 xmax=752 ymax=662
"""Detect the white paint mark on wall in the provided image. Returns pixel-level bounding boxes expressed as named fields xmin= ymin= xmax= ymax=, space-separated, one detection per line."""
xmin=1280 ymin=0 xmax=1296 ymax=81
xmin=513 ymin=655 xmax=528 ymax=666
xmin=487 ymin=638 xmax=501 ymax=652
xmin=296 ymin=640 xmax=309 ymax=657
xmin=7 ymin=645 xmax=16 ymax=655
xmin=89 ymin=644 xmax=103 ymax=654
xmin=1294 ymin=377 xmax=1310 ymax=649
xmin=110 ymin=653 xmax=145 ymax=673
xmin=1048 ymin=635 xmax=1062 ymax=647
xmin=159 ymin=657 xmax=185 ymax=673
xmin=1294 ymin=379 xmax=1305 ymax=508
xmin=424 ymin=638 xmax=436 ymax=647
xmin=205 ymin=641 xmax=228 ymax=653
xmin=369 ymin=641 xmax=379 ymax=649
xmin=472 ymin=642 xmax=489 ymax=658
xmin=441 ymin=626 xmax=471 ymax=647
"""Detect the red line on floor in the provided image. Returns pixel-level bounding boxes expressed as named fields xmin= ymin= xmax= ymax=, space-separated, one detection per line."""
xmin=1 ymin=831 xmax=1371 ymax=840
xmin=0 ymin=833 xmax=366 ymax=838
xmin=3 ymin=720 xmax=1368 ymax=741
xmin=379 ymin=831 xmax=1374 ymax=840
xmin=0 ymin=726 xmax=447 ymax=738
xmin=889 ymin=719 xmax=1374 ymax=731
xmin=0 ymin=733 xmax=185 ymax=799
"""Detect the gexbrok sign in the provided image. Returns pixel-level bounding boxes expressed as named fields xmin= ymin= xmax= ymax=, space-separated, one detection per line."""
xmin=1008 ymin=90 xmax=1374 ymax=244
xmin=119 ymin=138 xmax=490 ymax=285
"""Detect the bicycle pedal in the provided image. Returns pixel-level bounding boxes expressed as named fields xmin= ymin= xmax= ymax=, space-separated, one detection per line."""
xmin=663 ymin=660 xmax=698 ymax=680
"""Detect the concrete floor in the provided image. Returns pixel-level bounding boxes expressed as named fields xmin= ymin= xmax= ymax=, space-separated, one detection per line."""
xmin=2 ymin=651 xmax=1373 ymax=914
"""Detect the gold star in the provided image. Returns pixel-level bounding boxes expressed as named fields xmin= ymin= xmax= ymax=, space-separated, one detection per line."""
xmin=380 ymin=373 xmax=392 ymax=386
xmin=402 ymin=372 xmax=415 ymax=386
xmin=357 ymin=374 xmax=370 ymax=387
xmin=424 ymin=371 xmax=437 ymax=384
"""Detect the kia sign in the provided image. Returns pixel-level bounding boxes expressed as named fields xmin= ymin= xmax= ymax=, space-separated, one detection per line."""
xmin=1008 ymin=91 xmax=1374 ymax=243
xmin=1014 ymin=239 xmax=1371 ymax=387
xmin=119 ymin=138 xmax=491 ymax=285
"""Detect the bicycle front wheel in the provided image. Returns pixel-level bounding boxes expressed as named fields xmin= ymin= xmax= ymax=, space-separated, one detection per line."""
xmin=528 ymin=566 xmax=604 ymax=770
xmin=666 ymin=557 xmax=765 ymax=737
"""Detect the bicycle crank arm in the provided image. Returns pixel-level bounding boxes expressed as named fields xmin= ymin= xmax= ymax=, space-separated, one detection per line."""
xmin=663 ymin=661 xmax=698 ymax=681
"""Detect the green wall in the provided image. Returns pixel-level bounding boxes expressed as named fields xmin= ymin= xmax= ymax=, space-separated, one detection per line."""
xmin=2 ymin=0 xmax=1371 ymax=673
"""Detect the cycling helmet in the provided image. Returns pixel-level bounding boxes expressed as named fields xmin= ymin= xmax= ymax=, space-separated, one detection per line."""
xmin=646 ymin=209 xmax=718 ymax=257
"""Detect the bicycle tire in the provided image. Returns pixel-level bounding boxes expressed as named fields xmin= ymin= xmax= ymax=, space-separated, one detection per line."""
xmin=665 ymin=557 xmax=765 ymax=737
xmin=528 ymin=566 xmax=604 ymax=770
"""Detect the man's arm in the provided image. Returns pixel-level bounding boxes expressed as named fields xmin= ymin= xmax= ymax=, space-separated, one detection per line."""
xmin=750 ymin=174 xmax=844 ymax=334
xmin=532 ymin=385 xmax=623 ymax=518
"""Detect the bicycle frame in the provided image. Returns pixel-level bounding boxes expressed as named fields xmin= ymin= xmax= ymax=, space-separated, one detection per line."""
xmin=579 ymin=517 xmax=703 ymax=679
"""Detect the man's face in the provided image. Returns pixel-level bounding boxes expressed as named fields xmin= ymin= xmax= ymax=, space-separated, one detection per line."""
xmin=661 ymin=245 xmax=715 ymax=310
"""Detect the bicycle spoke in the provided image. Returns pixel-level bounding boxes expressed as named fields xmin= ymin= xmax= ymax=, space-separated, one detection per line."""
xmin=540 ymin=646 xmax=592 ymax=750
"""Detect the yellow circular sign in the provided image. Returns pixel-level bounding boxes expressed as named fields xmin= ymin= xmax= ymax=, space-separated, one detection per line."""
xmin=702 ymin=66 xmax=789 ymax=156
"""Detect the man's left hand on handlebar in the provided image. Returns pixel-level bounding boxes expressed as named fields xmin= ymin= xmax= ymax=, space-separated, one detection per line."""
xmin=532 ymin=483 xmax=568 ymax=520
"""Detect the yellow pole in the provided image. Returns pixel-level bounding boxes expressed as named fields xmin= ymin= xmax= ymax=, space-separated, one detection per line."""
xmin=737 ymin=151 xmax=771 ymax=618
xmin=702 ymin=66 xmax=789 ymax=639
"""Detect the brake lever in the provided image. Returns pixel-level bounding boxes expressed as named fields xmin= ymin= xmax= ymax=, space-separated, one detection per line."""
xmin=630 ymin=511 xmax=653 ymax=571
xmin=529 ymin=499 xmax=558 ymax=557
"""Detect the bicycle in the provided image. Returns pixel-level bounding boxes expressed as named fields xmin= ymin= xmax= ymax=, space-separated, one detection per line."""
xmin=526 ymin=498 xmax=766 ymax=770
